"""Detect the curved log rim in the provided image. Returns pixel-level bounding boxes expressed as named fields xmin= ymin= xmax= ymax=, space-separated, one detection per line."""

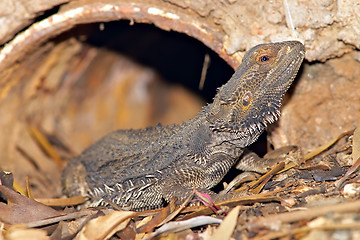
xmin=0 ymin=2 xmax=241 ymax=75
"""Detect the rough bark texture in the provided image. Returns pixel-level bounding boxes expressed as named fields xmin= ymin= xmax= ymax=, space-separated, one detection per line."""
xmin=0 ymin=0 xmax=359 ymax=71
xmin=0 ymin=0 xmax=68 ymax=44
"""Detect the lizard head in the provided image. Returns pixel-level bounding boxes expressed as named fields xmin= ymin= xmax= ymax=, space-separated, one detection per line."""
xmin=205 ymin=41 xmax=305 ymax=145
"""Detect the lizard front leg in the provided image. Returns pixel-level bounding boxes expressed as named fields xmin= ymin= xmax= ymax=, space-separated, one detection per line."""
xmin=158 ymin=153 xmax=237 ymax=204
xmin=220 ymin=146 xmax=302 ymax=195
xmin=235 ymin=145 xmax=301 ymax=173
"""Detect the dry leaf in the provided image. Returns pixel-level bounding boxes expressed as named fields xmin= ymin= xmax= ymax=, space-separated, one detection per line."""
xmin=211 ymin=205 xmax=240 ymax=240
xmin=4 ymin=227 xmax=49 ymax=240
xmin=135 ymin=215 xmax=153 ymax=229
xmin=137 ymin=198 xmax=180 ymax=234
xmin=137 ymin=203 xmax=172 ymax=233
xmin=135 ymin=216 xmax=153 ymax=240
xmin=75 ymin=210 xmax=136 ymax=240
xmin=35 ymin=196 xmax=86 ymax=206
xmin=116 ymin=220 xmax=136 ymax=240
xmin=143 ymin=216 xmax=222 ymax=240
xmin=0 ymin=186 xmax=60 ymax=224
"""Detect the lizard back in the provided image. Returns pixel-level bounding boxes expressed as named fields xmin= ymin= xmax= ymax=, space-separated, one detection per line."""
xmin=62 ymin=41 xmax=305 ymax=210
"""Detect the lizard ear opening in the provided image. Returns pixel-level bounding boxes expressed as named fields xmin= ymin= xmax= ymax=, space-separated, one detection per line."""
xmin=242 ymin=92 xmax=252 ymax=107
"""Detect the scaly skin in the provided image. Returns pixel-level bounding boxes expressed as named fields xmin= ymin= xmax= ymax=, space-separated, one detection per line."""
xmin=62 ymin=41 xmax=305 ymax=210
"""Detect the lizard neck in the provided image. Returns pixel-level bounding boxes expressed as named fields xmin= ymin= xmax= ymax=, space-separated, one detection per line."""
xmin=196 ymin=105 xmax=264 ymax=148
xmin=195 ymin=41 xmax=305 ymax=148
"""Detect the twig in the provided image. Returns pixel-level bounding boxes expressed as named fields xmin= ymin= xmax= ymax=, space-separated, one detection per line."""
xmin=282 ymin=0 xmax=294 ymax=31
xmin=304 ymin=130 xmax=353 ymax=161
xmin=251 ymin=221 xmax=360 ymax=240
xmin=198 ymin=53 xmax=210 ymax=90
xmin=249 ymin=162 xmax=285 ymax=193
xmin=334 ymin=156 xmax=360 ymax=189
xmin=248 ymin=199 xmax=360 ymax=231
xmin=27 ymin=124 xmax=64 ymax=167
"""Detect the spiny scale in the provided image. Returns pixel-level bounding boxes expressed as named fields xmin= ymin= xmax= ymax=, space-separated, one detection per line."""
xmin=62 ymin=41 xmax=305 ymax=210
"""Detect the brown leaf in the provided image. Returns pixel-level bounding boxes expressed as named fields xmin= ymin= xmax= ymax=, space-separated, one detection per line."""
xmin=137 ymin=202 xmax=172 ymax=233
xmin=211 ymin=206 xmax=240 ymax=240
xmin=134 ymin=216 xmax=153 ymax=240
xmin=143 ymin=216 xmax=222 ymax=240
xmin=0 ymin=185 xmax=60 ymax=224
xmin=35 ymin=196 xmax=86 ymax=206
xmin=116 ymin=219 xmax=136 ymax=240
xmin=3 ymin=227 xmax=49 ymax=240
xmin=74 ymin=210 xmax=136 ymax=240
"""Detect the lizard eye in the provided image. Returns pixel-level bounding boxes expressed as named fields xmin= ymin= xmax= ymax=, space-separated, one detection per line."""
xmin=258 ymin=55 xmax=270 ymax=63
xmin=260 ymin=56 xmax=269 ymax=62
xmin=242 ymin=92 xmax=252 ymax=106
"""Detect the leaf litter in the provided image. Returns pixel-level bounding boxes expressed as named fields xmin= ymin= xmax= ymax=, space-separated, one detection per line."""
xmin=1 ymin=125 xmax=360 ymax=239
